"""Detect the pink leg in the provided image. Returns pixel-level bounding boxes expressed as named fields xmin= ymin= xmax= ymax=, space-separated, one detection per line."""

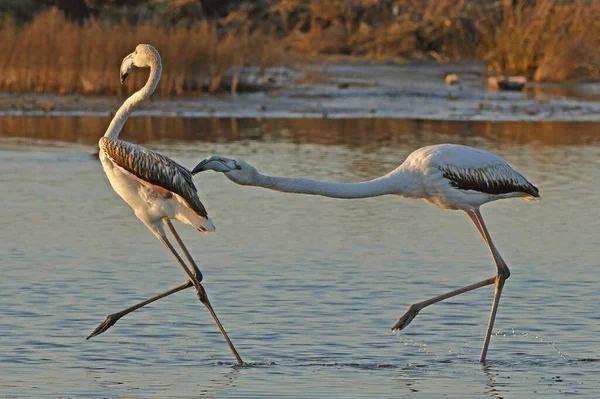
xmin=392 ymin=208 xmax=510 ymax=363
xmin=87 ymin=280 xmax=194 ymax=339
xmin=89 ymin=220 xmax=243 ymax=365
xmin=166 ymin=220 xmax=203 ymax=281
xmin=87 ymin=220 xmax=202 ymax=340
xmin=466 ymin=209 xmax=510 ymax=363
xmin=391 ymin=275 xmax=497 ymax=331
xmin=155 ymin=225 xmax=244 ymax=365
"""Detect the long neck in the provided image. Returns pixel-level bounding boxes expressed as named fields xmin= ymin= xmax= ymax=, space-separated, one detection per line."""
xmin=252 ymin=168 xmax=416 ymax=199
xmin=103 ymin=62 xmax=162 ymax=139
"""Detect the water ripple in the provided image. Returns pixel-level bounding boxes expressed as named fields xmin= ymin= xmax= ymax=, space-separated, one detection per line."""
xmin=1 ymin=118 xmax=598 ymax=398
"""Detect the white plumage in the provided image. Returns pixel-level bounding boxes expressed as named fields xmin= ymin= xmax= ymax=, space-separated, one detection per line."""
xmin=400 ymin=144 xmax=539 ymax=209
xmin=89 ymin=44 xmax=243 ymax=365
xmin=193 ymin=143 xmax=539 ymax=363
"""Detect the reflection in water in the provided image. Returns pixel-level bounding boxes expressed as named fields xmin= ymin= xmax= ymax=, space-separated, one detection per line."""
xmin=483 ymin=363 xmax=504 ymax=399
xmin=1 ymin=116 xmax=600 ymax=148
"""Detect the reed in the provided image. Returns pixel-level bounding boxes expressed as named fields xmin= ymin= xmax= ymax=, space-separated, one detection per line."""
xmin=0 ymin=8 xmax=284 ymax=95
xmin=0 ymin=0 xmax=599 ymax=97
xmin=282 ymin=0 xmax=600 ymax=79
xmin=281 ymin=0 xmax=480 ymax=60
xmin=476 ymin=0 xmax=600 ymax=80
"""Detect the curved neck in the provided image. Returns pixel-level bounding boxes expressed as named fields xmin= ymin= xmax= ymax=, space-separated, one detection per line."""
xmin=252 ymin=169 xmax=414 ymax=199
xmin=103 ymin=62 xmax=162 ymax=139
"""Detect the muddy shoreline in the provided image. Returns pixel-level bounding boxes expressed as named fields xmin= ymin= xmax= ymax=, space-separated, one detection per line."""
xmin=2 ymin=63 xmax=600 ymax=122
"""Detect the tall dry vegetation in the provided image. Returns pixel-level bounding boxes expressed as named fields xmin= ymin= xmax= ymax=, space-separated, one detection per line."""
xmin=280 ymin=0 xmax=479 ymax=60
xmin=0 ymin=0 xmax=599 ymax=96
xmin=279 ymin=0 xmax=600 ymax=80
xmin=0 ymin=8 xmax=283 ymax=95
xmin=476 ymin=0 xmax=600 ymax=81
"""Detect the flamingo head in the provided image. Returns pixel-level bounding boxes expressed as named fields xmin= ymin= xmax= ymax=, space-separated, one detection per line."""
xmin=192 ymin=156 xmax=259 ymax=186
xmin=120 ymin=44 xmax=161 ymax=84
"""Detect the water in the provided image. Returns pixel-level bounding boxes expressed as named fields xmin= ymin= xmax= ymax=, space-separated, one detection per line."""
xmin=1 ymin=117 xmax=599 ymax=398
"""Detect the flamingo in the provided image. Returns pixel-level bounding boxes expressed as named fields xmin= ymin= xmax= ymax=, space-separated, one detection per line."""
xmin=88 ymin=44 xmax=243 ymax=365
xmin=190 ymin=145 xmax=540 ymax=362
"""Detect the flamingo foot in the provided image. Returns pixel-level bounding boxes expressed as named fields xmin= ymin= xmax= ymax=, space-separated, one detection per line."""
xmin=87 ymin=313 xmax=121 ymax=339
xmin=391 ymin=304 xmax=422 ymax=332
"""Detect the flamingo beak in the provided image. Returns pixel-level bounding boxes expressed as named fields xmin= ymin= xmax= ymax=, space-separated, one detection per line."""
xmin=192 ymin=157 xmax=239 ymax=174
xmin=120 ymin=53 xmax=135 ymax=84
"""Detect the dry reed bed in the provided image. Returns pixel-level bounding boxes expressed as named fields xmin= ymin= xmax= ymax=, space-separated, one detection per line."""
xmin=0 ymin=8 xmax=283 ymax=95
xmin=1 ymin=1 xmax=599 ymax=96
xmin=476 ymin=1 xmax=600 ymax=81
xmin=277 ymin=0 xmax=600 ymax=79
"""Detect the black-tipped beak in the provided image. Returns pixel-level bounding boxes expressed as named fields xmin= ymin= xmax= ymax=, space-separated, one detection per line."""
xmin=192 ymin=159 xmax=209 ymax=175
xmin=120 ymin=71 xmax=129 ymax=85
xmin=192 ymin=157 xmax=240 ymax=174
xmin=119 ymin=53 xmax=134 ymax=85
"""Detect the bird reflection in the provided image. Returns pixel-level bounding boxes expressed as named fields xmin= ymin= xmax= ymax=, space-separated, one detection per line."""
xmin=482 ymin=362 xmax=505 ymax=399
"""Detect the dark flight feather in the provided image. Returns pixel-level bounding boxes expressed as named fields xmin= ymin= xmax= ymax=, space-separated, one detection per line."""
xmin=439 ymin=164 xmax=539 ymax=197
xmin=99 ymin=137 xmax=208 ymax=217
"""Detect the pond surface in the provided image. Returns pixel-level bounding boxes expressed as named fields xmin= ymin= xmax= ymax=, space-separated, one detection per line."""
xmin=1 ymin=117 xmax=599 ymax=398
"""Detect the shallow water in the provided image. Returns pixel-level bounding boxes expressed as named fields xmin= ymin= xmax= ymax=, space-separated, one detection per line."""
xmin=1 ymin=117 xmax=599 ymax=398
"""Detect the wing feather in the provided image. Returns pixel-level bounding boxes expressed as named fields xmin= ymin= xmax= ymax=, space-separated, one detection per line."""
xmin=99 ymin=137 xmax=208 ymax=217
xmin=439 ymin=164 xmax=539 ymax=197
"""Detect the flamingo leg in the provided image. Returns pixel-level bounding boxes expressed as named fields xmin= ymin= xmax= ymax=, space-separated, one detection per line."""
xmin=391 ymin=276 xmax=497 ymax=331
xmin=166 ymin=220 xmax=203 ymax=281
xmin=88 ymin=220 xmax=243 ymax=365
xmin=87 ymin=280 xmax=194 ymax=339
xmin=156 ymin=224 xmax=243 ymax=365
xmin=467 ymin=209 xmax=510 ymax=363
xmin=392 ymin=208 xmax=510 ymax=364
xmin=86 ymin=220 xmax=202 ymax=339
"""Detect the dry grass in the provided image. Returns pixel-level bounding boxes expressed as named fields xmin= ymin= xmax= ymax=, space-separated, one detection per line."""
xmin=0 ymin=8 xmax=284 ymax=95
xmin=1 ymin=0 xmax=599 ymax=97
xmin=476 ymin=0 xmax=600 ymax=80
xmin=281 ymin=0 xmax=600 ymax=79
xmin=281 ymin=0 xmax=480 ymax=60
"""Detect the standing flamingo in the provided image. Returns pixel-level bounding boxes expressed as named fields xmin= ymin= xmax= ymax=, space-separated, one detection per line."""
xmin=191 ymin=145 xmax=540 ymax=362
xmin=88 ymin=44 xmax=243 ymax=365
